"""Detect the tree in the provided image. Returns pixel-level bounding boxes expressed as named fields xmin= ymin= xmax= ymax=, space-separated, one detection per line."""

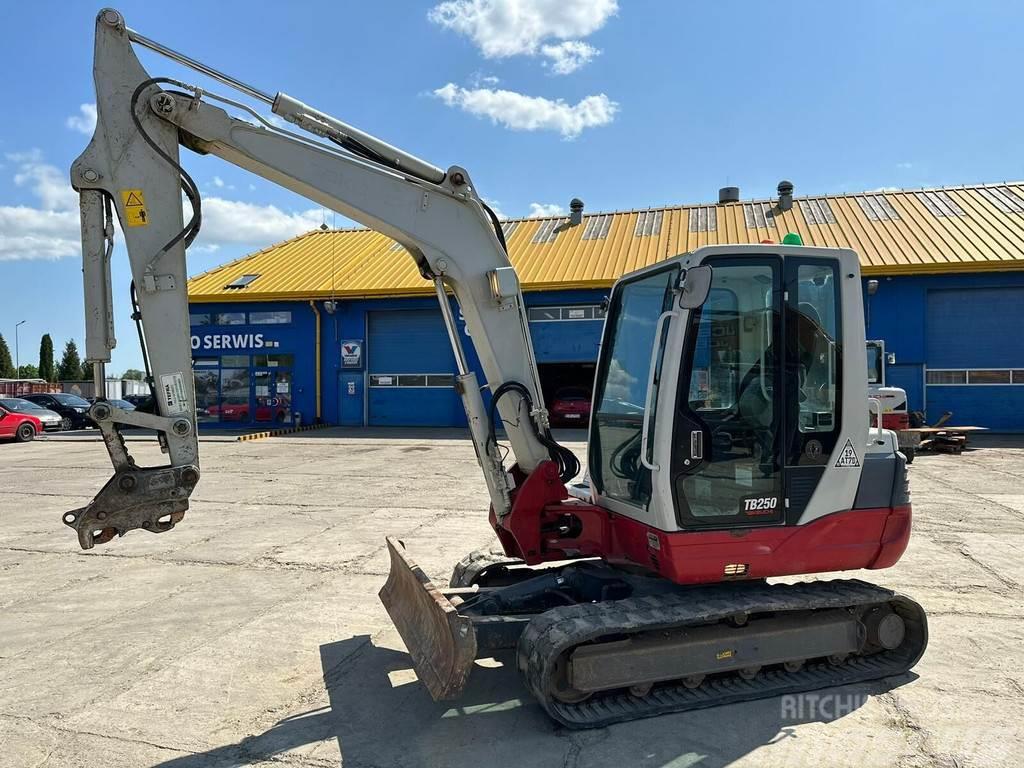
xmin=81 ymin=360 xmax=94 ymax=381
xmin=38 ymin=334 xmax=55 ymax=382
xmin=57 ymin=340 xmax=83 ymax=381
xmin=18 ymin=364 xmax=39 ymax=379
xmin=0 ymin=334 xmax=13 ymax=378
xmin=122 ymin=368 xmax=145 ymax=381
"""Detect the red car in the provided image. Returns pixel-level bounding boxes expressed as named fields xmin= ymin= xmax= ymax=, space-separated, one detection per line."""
xmin=205 ymin=397 xmax=291 ymax=423
xmin=0 ymin=404 xmax=43 ymax=442
xmin=549 ymin=387 xmax=592 ymax=426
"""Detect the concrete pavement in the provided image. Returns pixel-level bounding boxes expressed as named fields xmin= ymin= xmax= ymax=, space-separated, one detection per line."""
xmin=0 ymin=430 xmax=1021 ymax=767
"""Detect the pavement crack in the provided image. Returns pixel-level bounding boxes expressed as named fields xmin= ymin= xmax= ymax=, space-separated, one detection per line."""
xmin=0 ymin=712 xmax=191 ymax=757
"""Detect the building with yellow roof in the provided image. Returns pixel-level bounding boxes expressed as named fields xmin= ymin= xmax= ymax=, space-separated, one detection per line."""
xmin=187 ymin=182 xmax=1024 ymax=430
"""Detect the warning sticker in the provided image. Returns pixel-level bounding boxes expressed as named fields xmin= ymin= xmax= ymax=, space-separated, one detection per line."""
xmin=835 ymin=438 xmax=861 ymax=468
xmin=120 ymin=189 xmax=149 ymax=227
xmin=159 ymin=372 xmax=189 ymax=415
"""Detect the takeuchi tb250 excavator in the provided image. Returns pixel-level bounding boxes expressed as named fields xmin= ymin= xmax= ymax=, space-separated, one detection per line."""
xmin=67 ymin=9 xmax=927 ymax=728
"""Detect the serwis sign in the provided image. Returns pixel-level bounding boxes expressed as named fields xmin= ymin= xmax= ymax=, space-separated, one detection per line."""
xmin=191 ymin=333 xmax=266 ymax=350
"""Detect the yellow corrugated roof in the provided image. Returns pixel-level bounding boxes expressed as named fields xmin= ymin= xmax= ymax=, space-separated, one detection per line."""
xmin=189 ymin=182 xmax=1024 ymax=302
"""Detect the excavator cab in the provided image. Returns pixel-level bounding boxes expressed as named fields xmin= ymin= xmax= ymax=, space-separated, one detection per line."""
xmin=589 ymin=244 xmax=864 ymax=538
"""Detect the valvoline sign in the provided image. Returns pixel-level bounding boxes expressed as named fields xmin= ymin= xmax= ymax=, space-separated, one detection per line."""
xmin=341 ymin=339 xmax=363 ymax=369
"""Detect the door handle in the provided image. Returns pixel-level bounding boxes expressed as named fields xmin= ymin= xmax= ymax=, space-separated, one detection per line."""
xmin=690 ymin=429 xmax=704 ymax=461
xmin=640 ymin=310 xmax=678 ymax=471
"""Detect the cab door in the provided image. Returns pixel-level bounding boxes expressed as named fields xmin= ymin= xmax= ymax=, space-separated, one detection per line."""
xmin=670 ymin=257 xmax=786 ymax=527
xmin=668 ymin=254 xmax=844 ymax=528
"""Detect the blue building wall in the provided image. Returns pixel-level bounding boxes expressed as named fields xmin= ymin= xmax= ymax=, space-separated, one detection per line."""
xmin=189 ymin=272 xmax=1024 ymax=430
xmin=863 ymin=271 xmax=1024 ymax=429
xmin=315 ymin=289 xmax=607 ymax=427
xmin=189 ymin=301 xmax=320 ymax=426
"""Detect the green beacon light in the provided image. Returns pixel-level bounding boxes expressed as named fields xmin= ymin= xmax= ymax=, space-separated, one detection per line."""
xmin=782 ymin=232 xmax=803 ymax=246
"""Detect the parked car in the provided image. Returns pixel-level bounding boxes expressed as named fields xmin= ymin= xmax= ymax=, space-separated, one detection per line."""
xmin=206 ymin=397 xmax=291 ymax=423
xmin=23 ymin=392 xmax=95 ymax=429
xmin=122 ymin=393 xmax=151 ymax=407
xmin=0 ymin=397 xmax=65 ymax=431
xmin=89 ymin=397 xmax=137 ymax=412
xmin=549 ymin=387 xmax=592 ymax=426
xmin=0 ymin=404 xmax=43 ymax=442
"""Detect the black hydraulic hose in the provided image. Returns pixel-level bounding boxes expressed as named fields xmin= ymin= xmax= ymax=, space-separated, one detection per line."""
xmin=129 ymin=280 xmax=158 ymax=409
xmin=129 ymin=78 xmax=203 ymax=251
xmin=488 ymin=381 xmax=581 ymax=484
xmin=480 ymin=200 xmax=509 ymax=253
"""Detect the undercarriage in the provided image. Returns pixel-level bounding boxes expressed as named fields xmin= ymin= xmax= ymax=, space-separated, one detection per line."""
xmin=381 ymin=540 xmax=928 ymax=728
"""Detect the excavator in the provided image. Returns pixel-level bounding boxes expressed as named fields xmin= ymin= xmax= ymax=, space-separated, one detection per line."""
xmin=66 ymin=9 xmax=927 ymax=728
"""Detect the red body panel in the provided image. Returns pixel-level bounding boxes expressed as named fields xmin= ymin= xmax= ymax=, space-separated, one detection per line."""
xmin=0 ymin=409 xmax=43 ymax=440
xmin=549 ymin=399 xmax=591 ymax=426
xmin=882 ymin=412 xmax=910 ymax=431
xmin=491 ymin=460 xmax=912 ymax=585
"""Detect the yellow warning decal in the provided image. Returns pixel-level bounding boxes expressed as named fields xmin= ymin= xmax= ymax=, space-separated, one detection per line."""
xmin=120 ymin=189 xmax=149 ymax=227
xmin=716 ymin=649 xmax=734 ymax=660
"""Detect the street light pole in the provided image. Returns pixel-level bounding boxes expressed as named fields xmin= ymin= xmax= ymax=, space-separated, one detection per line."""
xmin=15 ymin=320 xmax=26 ymax=376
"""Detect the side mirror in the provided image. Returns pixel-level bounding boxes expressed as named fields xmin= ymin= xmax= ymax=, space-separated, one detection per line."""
xmin=678 ymin=265 xmax=713 ymax=309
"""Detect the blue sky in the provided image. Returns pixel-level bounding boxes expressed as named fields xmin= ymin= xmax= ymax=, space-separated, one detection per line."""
xmin=2 ymin=0 xmax=1023 ymax=374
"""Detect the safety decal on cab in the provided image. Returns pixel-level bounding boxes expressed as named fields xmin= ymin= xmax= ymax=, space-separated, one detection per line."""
xmin=835 ymin=439 xmax=861 ymax=468
xmin=120 ymin=189 xmax=149 ymax=227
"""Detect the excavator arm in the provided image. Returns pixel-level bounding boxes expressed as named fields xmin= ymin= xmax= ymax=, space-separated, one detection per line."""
xmin=67 ymin=8 xmax=575 ymax=549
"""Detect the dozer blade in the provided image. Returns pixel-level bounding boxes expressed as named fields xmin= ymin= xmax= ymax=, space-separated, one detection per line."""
xmin=379 ymin=536 xmax=478 ymax=701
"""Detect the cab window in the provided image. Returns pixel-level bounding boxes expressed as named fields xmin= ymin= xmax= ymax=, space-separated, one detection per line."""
xmin=590 ymin=266 xmax=678 ymax=506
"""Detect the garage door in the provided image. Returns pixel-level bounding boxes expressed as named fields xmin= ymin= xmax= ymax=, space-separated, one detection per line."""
xmin=926 ymin=288 xmax=1024 ymax=430
xmin=367 ymin=309 xmax=464 ymax=427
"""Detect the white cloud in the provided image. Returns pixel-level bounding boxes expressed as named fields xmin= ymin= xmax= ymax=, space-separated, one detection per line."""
xmin=0 ymin=206 xmax=81 ymax=261
xmin=212 ymin=176 xmax=225 ymax=188
xmin=66 ymin=103 xmax=97 ymax=135
xmin=869 ymin=186 xmax=900 ymax=193
xmin=428 ymin=0 xmax=617 ymax=72
xmin=191 ymin=197 xmax=323 ymax=248
xmin=12 ymin=153 xmax=78 ymax=211
xmin=433 ymin=83 xmax=617 ymax=138
xmin=540 ymin=40 xmax=599 ymax=74
xmin=896 ymin=162 xmax=913 ymax=170
xmin=468 ymin=71 xmax=501 ymax=87
xmin=0 ymin=150 xmax=323 ymax=261
xmin=1 ymin=153 xmax=81 ymax=261
xmin=527 ymin=202 xmax=565 ymax=218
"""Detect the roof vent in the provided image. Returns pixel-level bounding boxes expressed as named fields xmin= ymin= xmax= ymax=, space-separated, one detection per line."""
xmin=224 ymin=273 xmax=260 ymax=290
xmin=569 ymin=198 xmax=585 ymax=227
xmin=719 ymin=186 xmax=740 ymax=204
xmin=777 ymin=180 xmax=794 ymax=212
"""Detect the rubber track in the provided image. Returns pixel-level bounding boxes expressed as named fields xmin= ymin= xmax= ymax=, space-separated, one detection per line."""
xmin=516 ymin=579 xmax=928 ymax=729
xmin=449 ymin=548 xmax=524 ymax=588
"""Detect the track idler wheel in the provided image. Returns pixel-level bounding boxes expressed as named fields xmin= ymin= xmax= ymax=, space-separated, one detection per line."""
xmin=865 ymin=607 xmax=907 ymax=650
xmin=550 ymin=655 xmax=592 ymax=704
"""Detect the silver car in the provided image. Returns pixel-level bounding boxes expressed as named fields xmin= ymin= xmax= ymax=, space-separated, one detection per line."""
xmin=0 ymin=398 xmax=66 ymax=431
